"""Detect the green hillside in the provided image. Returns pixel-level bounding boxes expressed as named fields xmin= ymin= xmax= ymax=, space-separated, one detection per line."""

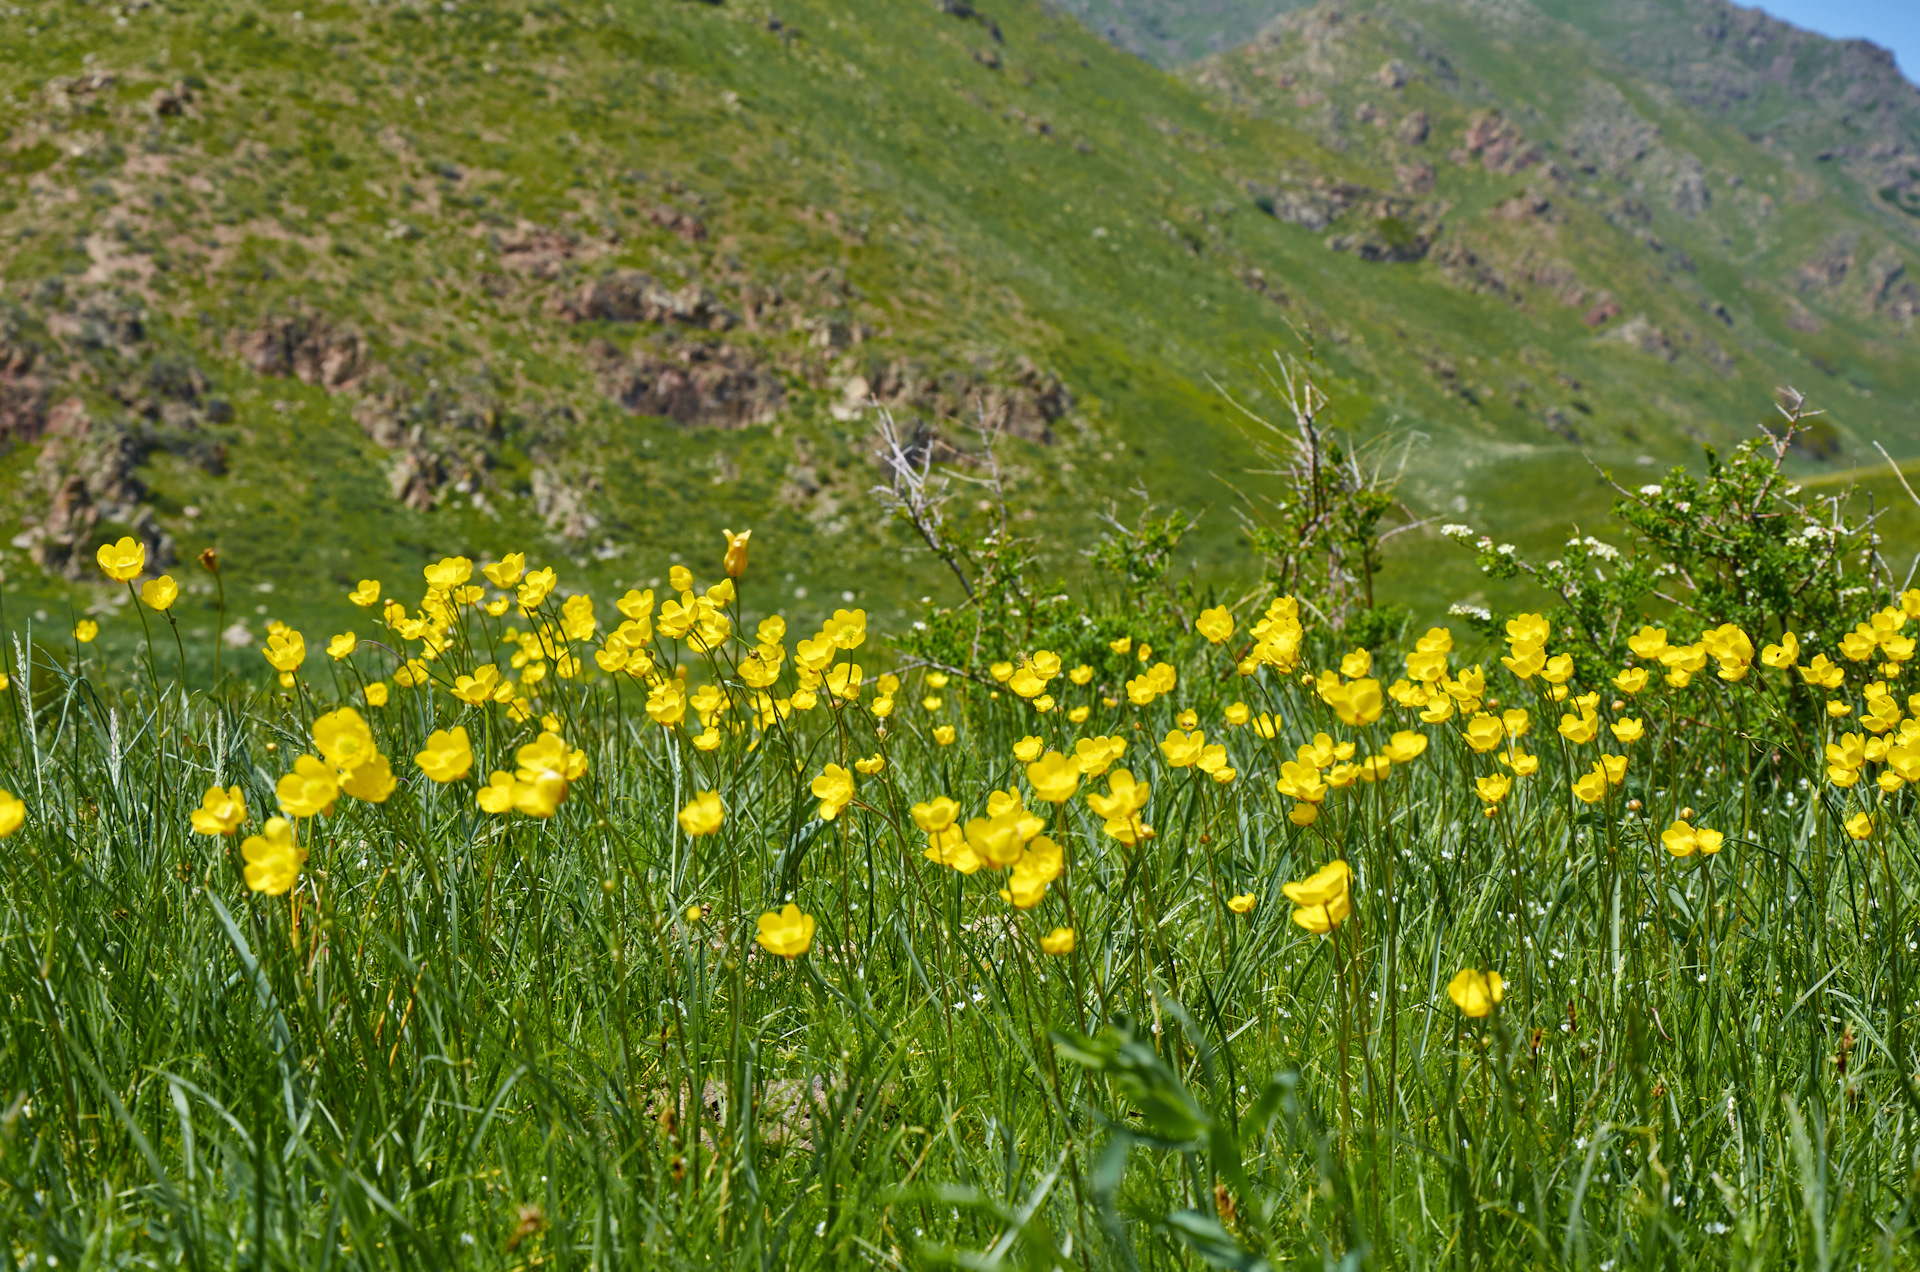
xmin=1 ymin=0 xmax=1916 ymax=643
xmin=1049 ymin=0 xmax=1301 ymax=65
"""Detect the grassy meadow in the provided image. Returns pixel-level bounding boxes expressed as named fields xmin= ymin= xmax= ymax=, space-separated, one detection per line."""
xmin=7 ymin=441 xmax=1920 ymax=1271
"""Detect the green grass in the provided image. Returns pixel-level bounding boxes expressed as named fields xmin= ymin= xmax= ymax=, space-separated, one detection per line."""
xmin=7 ymin=527 xmax=1920 ymax=1267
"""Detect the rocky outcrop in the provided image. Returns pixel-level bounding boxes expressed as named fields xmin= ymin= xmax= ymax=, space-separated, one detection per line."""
xmin=593 ymin=338 xmax=785 ymax=428
xmin=840 ymin=355 xmax=1070 ymax=444
xmin=0 ymin=333 xmax=48 ymax=444
xmin=1250 ymin=177 xmax=1383 ymax=232
xmin=19 ymin=397 xmax=172 ymax=579
xmin=235 ymin=309 xmax=364 ymax=389
xmin=1457 ymin=111 xmax=1541 ymax=175
xmin=552 ymin=271 xmax=737 ymax=329
xmin=1327 ymin=219 xmax=1433 ymax=263
xmin=1866 ymin=247 xmax=1919 ymax=323
xmin=1599 ymin=314 xmax=1676 ymax=361
xmin=352 ymin=384 xmax=504 ymax=512
xmin=493 ymin=224 xmax=595 ymax=280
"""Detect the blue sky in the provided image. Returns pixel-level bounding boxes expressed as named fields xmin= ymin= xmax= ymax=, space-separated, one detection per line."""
xmin=1755 ymin=1 xmax=1920 ymax=80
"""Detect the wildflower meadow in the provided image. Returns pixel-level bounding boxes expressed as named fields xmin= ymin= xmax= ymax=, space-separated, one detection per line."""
xmin=5 ymin=423 xmax=1920 ymax=1269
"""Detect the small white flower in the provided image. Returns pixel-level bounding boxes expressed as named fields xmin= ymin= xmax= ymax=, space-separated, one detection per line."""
xmin=1441 ymin=523 xmax=1474 ymax=539
xmin=1498 ymin=543 xmax=1517 ymax=556
xmin=1640 ymin=484 xmax=1663 ymax=497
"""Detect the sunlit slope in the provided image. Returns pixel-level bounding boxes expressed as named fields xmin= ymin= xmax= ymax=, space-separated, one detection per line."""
xmin=0 ymin=0 xmax=1913 ymax=632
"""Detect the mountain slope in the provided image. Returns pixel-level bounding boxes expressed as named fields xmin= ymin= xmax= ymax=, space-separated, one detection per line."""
xmin=1048 ymin=0 xmax=1302 ymax=65
xmin=0 ymin=0 xmax=1915 ymax=636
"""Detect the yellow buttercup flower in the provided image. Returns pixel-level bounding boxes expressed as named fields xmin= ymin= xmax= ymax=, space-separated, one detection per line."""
xmin=1661 ymin=818 xmax=1724 ymax=857
xmin=1283 ymin=860 xmax=1351 ymax=934
xmin=1626 ymin=625 xmax=1668 ymax=659
xmin=423 ymin=556 xmax=472 ymax=591
xmin=240 ymin=817 xmax=305 ymax=895
xmin=912 ymin=796 xmax=962 ymax=853
xmin=1446 ymin=968 xmax=1504 ymax=1018
xmin=1474 ymin=773 xmax=1512 ymax=807
xmin=755 ymin=904 xmax=815 ymax=959
xmin=647 ymin=680 xmax=687 ymax=726
xmin=1227 ymin=893 xmax=1255 ymax=914
xmin=1073 ymin=735 xmax=1126 ymax=777
xmin=854 ymin=754 xmax=886 ymax=776
xmin=1501 ymin=643 xmax=1545 ymax=680
xmin=339 ymin=752 xmax=397 ymax=803
xmin=678 ymin=790 xmax=725 ymax=837
xmin=190 ymin=785 xmax=247 ymax=836
xmin=1196 ymin=606 xmax=1234 ymax=644
xmin=1610 ymin=717 xmax=1644 ymax=743
xmin=0 ymin=788 xmax=23 ymax=838
xmin=561 ymin=593 xmax=597 ymax=642
xmin=1275 ymin=760 xmax=1327 ymax=805
xmin=1613 ymin=667 xmax=1649 ymax=694
xmin=1321 ymin=678 xmax=1383 ymax=727
xmin=483 ymin=553 xmax=527 ymax=588
xmin=264 ymin=627 xmax=305 ymax=674
xmin=96 ymin=536 xmax=145 ymax=582
xmin=722 ymin=527 xmax=751 ymax=578
xmin=824 ymin=662 xmax=864 ymax=700
xmin=1507 ymin=613 xmax=1550 ymax=647
xmin=1799 ymin=654 xmax=1844 ymax=690
xmin=1571 ymin=765 xmax=1607 ymax=805
xmin=1845 ymin=812 xmax=1874 ymax=840
xmin=475 ymin=773 xmax=515 ymax=814
xmin=1499 ymin=749 xmax=1538 ymax=776
xmin=518 ymin=566 xmax=558 ymax=610
xmin=1086 ymin=768 xmax=1150 ymax=821
xmin=276 ymin=755 xmax=340 ymax=819
xmin=1040 ymin=927 xmax=1076 ymax=955
xmin=327 ymin=632 xmax=357 ymax=661
xmin=1383 ymin=730 xmax=1428 ymax=763
xmin=416 ymin=728 xmax=474 ymax=783
xmin=1160 ymin=728 xmax=1204 ymax=768
xmin=1462 ymin=713 xmax=1504 ymax=754
xmin=365 ymin=682 xmax=390 ymax=707
xmin=74 ymin=620 xmax=99 ymax=644
xmin=1761 ymin=631 xmax=1800 ymax=669
xmin=348 ymin=579 xmax=382 ymax=607
xmin=1019 ymin=750 xmax=1077 ymax=804
xmin=933 ymin=725 xmax=956 ymax=746
xmin=1558 ymin=711 xmax=1599 ymax=745
xmin=312 ymin=708 xmax=378 ymax=772
xmin=511 ymin=771 xmax=568 ymax=819
xmin=140 ymin=575 xmax=178 ymax=611
xmin=811 ymin=764 xmax=855 ymax=821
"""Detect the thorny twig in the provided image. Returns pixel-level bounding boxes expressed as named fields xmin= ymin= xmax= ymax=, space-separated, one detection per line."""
xmin=871 ymin=408 xmax=975 ymax=601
